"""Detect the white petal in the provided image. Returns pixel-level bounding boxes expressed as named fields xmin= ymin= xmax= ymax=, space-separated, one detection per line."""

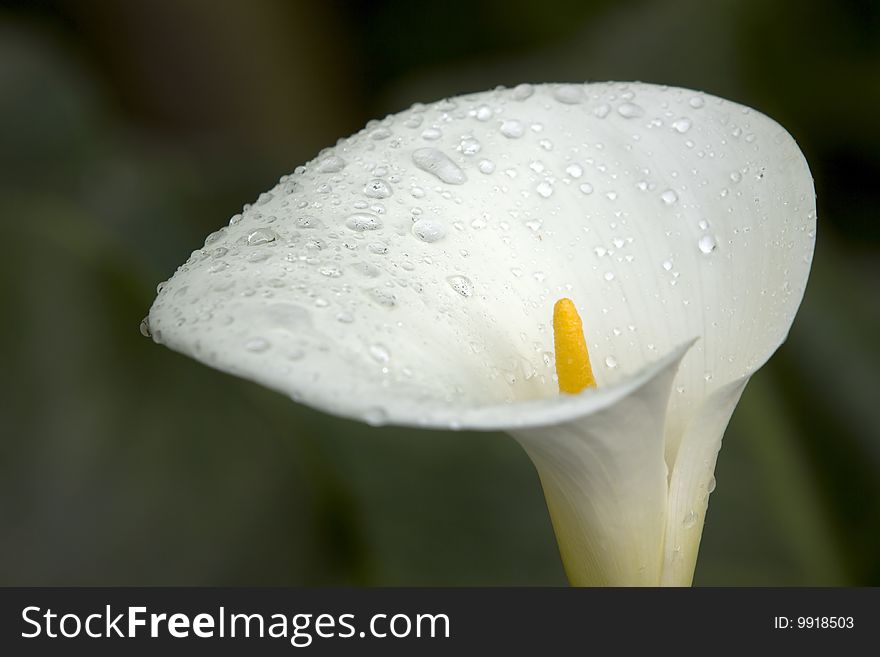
xmin=148 ymin=82 xmax=814 ymax=434
xmin=511 ymin=341 xmax=692 ymax=585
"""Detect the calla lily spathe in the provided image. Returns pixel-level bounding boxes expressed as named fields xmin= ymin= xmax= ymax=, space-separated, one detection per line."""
xmin=147 ymin=82 xmax=815 ymax=586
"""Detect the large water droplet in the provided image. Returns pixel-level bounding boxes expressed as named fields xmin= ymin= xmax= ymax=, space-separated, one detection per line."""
xmin=411 ymin=148 xmax=467 ymax=184
xmin=499 ymin=119 xmax=525 ymax=138
xmin=139 ymin=317 xmax=151 ymax=338
xmin=617 ymin=102 xmax=645 ymax=118
xmin=660 ymin=189 xmax=679 ymax=205
xmin=478 ymin=159 xmax=495 ymax=174
xmin=317 ymin=155 xmax=346 ymax=173
xmin=707 ymin=476 xmax=717 ymax=493
xmin=511 ymin=83 xmax=534 ymax=101
xmin=364 ymin=179 xmax=392 ymax=199
xmin=447 ymin=275 xmax=474 ymax=297
xmin=363 ymin=407 xmax=388 ymax=426
xmin=698 ymin=234 xmax=717 ymax=254
xmin=412 ymin=219 xmax=447 ymax=243
xmin=535 ymin=181 xmax=554 ymax=198
xmin=460 ymin=137 xmax=482 ymax=155
xmin=245 ymin=337 xmax=271 ymax=353
xmin=565 ymin=163 xmax=583 ymax=178
xmin=346 ymin=213 xmax=383 ymax=231
xmin=369 ymin=343 xmax=391 ymax=364
xmin=671 ymin=118 xmax=692 ymax=133
xmin=552 ymin=84 xmax=583 ymax=104
xmin=247 ymin=227 xmax=278 ymax=245
xmin=474 ymin=104 xmax=493 ymax=121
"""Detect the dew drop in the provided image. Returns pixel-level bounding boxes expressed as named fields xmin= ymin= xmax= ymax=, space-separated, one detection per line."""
xmin=511 ymin=83 xmax=534 ymax=101
xmin=536 ymin=181 xmax=554 ymax=198
xmin=500 ymin=119 xmax=525 ymax=138
xmin=593 ymin=103 xmax=611 ymax=118
xmin=245 ymin=337 xmax=271 ymax=353
xmin=474 ymin=104 xmax=493 ymax=121
xmin=246 ymin=228 xmax=278 ymax=245
xmin=447 ymin=275 xmax=474 ymax=297
xmin=364 ymin=179 xmax=393 ymax=199
xmin=660 ymin=189 xmax=679 ymax=205
xmin=603 ymin=271 xmax=615 ymax=281
xmin=460 ymin=137 xmax=482 ymax=155
xmin=316 ymin=155 xmax=346 ymax=173
xmin=698 ymin=234 xmax=717 ymax=254
xmin=617 ymin=102 xmax=645 ymax=118
xmin=478 ymin=159 xmax=496 ymax=174
xmin=346 ymin=212 xmax=383 ymax=231
xmin=369 ymin=343 xmax=391 ymax=364
xmin=363 ymin=407 xmax=388 ymax=426
xmin=411 ymin=147 xmax=467 ymax=184
xmin=605 ymin=355 xmax=618 ymax=369
xmin=579 ymin=183 xmax=594 ymax=195
xmin=689 ymin=96 xmax=705 ymax=109
xmin=139 ymin=317 xmax=151 ymax=338
xmin=552 ymin=84 xmax=583 ymax=104
xmin=671 ymin=118 xmax=692 ymax=133
xmin=565 ymin=163 xmax=583 ymax=178
xmin=683 ymin=511 xmax=697 ymax=529
xmin=412 ymin=219 xmax=447 ymax=243
xmin=707 ymin=476 xmax=717 ymax=493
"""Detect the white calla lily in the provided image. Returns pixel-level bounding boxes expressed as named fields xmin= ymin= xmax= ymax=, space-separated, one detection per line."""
xmin=147 ymin=82 xmax=815 ymax=586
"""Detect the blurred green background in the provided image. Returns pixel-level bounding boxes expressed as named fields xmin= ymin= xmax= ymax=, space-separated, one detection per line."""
xmin=0 ymin=0 xmax=878 ymax=586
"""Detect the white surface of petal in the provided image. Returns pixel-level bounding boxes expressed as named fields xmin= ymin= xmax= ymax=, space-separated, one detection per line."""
xmin=148 ymin=82 xmax=815 ymax=431
xmin=510 ymin=338 xmax=686 ymax=585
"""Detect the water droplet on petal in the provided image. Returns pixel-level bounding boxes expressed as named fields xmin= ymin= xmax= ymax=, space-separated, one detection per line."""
xmin=364 ymin=179 xmax=392 ymax=199
xmin=579 ymin=183 xmax=594 ymax=195
xmin=671 ymin=118 xmax=692 ymax=133
xmin=139 ymin=317 xmax=151 ymax=338
xmin=683 ymin=511 xmax=697 ymax=529
xmin=511 ymin=83 xmax=534 ymax=101
xmin=689 ymin=96 xmax=705 ymax=109
xmin=317 ymin=155 xmax=346 ymax=173
xmin=447 ymin=275 xmax=474 ymax=297
xmin=363 ymin=407 xmax=388 ymax=426
xmin=412 ymin=219 xmax=447 ymax=243
xmin=593 ymin=103 xmax=611 ymax=118
xmin=246 ymin=228 xmax=279 ymax=245
xmin=460 ymin=137 xmax=482 ymax=155
xmin=478 ymin=159 xmax=495 ymax=174
xmin=552 ymin=84 xmax=583 ymax=104
xmin=474 ymin=104 xmax=493 ymax=121
xmin=369 ymin=343 xmax=391 ymax=364
xmin=698 ymin=234 xmax=717 ymax=254
xmin=660 ymin=189 xmax=679 ymax=205
xmin=617 ymin=102 xmax=645 ymax=118
xmin=500 ymin=119 xmax=525 ymax=138
xmin=565 ymin=163 xmax=583 ymax=178
xmin=411 ymin=147 xmax=467 ymax=184
xmin=245 ymin=337 xmax=271 ymax=353
xmin=346 ymin=212 xmax=383 ymax=231
xmin=536 ymin=181 xmax=554 ymax=198
xmin=605 ymin=355 xmax=618 ymax=368
xmin=707 ymin=476 xmax=717 ymax=493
